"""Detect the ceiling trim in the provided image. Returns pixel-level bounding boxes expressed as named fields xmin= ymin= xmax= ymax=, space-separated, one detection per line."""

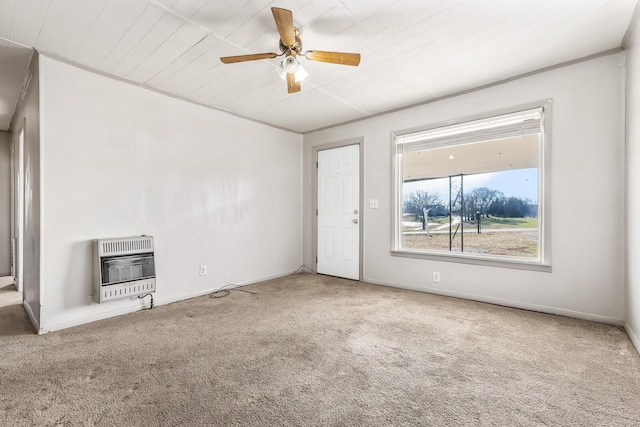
xmin=0 ymin=35 xmax=32 ymax=49
xmin=303 ymin=47 xmax=623 ymax=135
xmin=622 ymin=1 xmax=640 ymax=49
xmin=36 ymin=50 xmax=302 ymax=135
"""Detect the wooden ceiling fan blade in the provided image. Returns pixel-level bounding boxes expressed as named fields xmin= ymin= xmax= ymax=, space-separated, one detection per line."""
xmin=220 ymin=53 xmax=278 ymax=64
xmin=287 ymin=73 xmax=301 ymax=93
xmin=272 ymin=7 xmax=295 ymax=47
xmin=305 ymin=51 xmax=361 ymax=66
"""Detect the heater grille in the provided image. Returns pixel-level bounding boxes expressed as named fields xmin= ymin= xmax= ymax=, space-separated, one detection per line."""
xmin=99 ymin=236 xmax=154 ymax=257
xmin=101 ymin=278 xmax=155 ymax=302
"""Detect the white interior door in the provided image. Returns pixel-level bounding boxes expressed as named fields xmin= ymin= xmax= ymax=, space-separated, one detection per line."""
xmin=317 ymin=144 xmax=360 ymax=280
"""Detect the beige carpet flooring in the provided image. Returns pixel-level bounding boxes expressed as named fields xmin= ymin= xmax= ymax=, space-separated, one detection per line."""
xmin=0 ymin=276 xmax=31 ymax=338
xmin=1 ymin=273 xmax=639 ymax=426
xmin=0 ymin=276 xmax=20 ymax=307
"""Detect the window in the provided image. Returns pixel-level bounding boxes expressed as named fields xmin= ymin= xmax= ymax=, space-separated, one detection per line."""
xmin=392 ymin=104 xmax=550 ymax=270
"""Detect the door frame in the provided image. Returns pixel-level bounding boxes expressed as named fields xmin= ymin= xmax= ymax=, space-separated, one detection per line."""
xmin=11 ymin=121 xmax=25 ymax=293
xmin=312 ymin=137 xmax=364 ymax=281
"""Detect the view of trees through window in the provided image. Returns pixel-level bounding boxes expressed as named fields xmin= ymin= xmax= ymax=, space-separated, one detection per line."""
xmin=395 ymin=107 xmax=544 ymax=262
xmin=401 ymin=168 xmax=539 ymax=258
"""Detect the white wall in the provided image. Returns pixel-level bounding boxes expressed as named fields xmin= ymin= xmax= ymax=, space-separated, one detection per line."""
xmin=625 ymin=10 xmax=640 ymax=350
xmin=0 ymin=131 xmax=10 ymax=276
xmin=10 ymin=54 xmax=40 ymax=328
xmin=304 ymin=53 xmax=626 ymax=323
xmin=39 ymin=56 xmax=302 ymax=332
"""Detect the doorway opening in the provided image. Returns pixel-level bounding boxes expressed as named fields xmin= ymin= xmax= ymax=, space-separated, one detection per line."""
xmin=2 ymin=125 xmax=25 ymax=308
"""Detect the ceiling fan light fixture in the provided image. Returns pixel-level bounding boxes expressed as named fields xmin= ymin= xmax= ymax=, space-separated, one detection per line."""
xmin=274 ymin=66 xmax=287 ymax=81
xmin=276 ymin=55 xmax=307 ymax=83
xmin=282 ymin=55 xmax=299 ymax=73
xmin=294 ymin=64 xmax=308 ymax=82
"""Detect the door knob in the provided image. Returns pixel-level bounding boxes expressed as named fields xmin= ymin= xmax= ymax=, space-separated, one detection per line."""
xmin=352 ymin=219 xmax=359 ymax=224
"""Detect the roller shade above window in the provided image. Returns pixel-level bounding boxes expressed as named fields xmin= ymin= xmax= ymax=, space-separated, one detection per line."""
xmin=396 ymin=108 xmax=543 ymax=154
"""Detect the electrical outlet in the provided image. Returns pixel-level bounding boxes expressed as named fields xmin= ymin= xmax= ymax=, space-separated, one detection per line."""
xmin=432 ymin=272 xmax=441 ymax=283
xmin=199 ymin=265 xmax=207 ymax=276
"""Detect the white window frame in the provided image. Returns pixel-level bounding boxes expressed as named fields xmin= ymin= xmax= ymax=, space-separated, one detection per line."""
xmin=390 ymin=100 xmax=552 ymax=272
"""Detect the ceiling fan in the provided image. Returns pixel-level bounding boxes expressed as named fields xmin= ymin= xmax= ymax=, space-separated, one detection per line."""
xmin=220 ymin=7 xmax=361 ymax=94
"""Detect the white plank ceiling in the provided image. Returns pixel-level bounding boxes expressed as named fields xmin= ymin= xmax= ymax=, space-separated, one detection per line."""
xmin=0 ymin=0 xmax=638 ymax=133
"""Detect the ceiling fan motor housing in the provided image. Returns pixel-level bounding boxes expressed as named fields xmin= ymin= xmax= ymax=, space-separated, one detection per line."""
xmin=279 ymin=31 xmax=302 ymax=55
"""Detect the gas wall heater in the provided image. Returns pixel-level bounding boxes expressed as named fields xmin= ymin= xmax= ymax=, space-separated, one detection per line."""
xmin=93 ymin=236 xmax=156 ymax=304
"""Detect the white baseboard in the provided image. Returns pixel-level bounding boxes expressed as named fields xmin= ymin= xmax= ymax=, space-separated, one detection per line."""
xmin=153 ymin=271 xmax=292 ymax=306
xmin=40 ymin=270 xmax=298 ymax=332
xmin=40 ymin=303 xmax=145 ymax=333
xmin=363 ymin=277 xmax=625 ymax=326
xmin=22 ymin=300 xmax=41 ymax=334
xmin=625 ymin=324 xmax=640 ymax=354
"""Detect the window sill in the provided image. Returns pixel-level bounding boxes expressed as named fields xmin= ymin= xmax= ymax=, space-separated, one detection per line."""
xmin=390 ymin=249 xmax=552 ymax=272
